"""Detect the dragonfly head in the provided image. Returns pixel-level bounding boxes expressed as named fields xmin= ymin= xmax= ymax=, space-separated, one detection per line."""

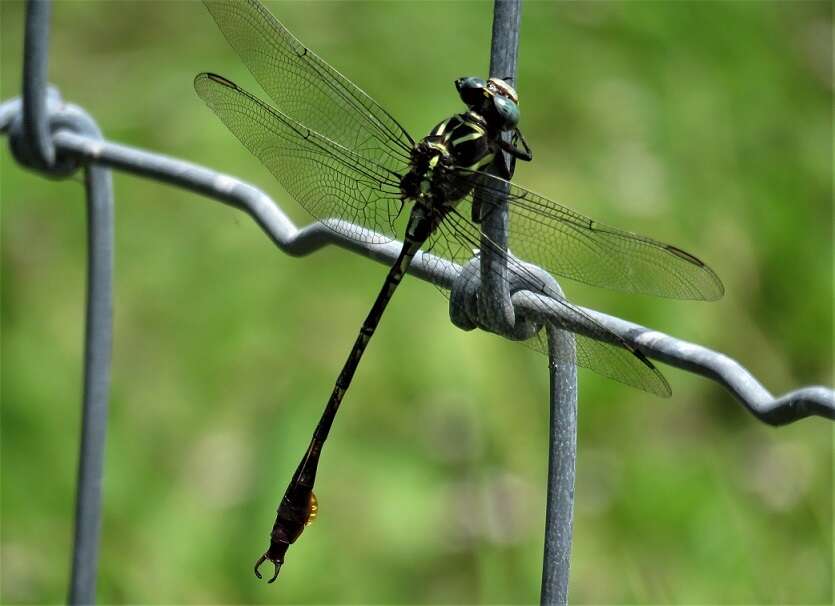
xmin=455 ymin=76 xmax=520 ymax=131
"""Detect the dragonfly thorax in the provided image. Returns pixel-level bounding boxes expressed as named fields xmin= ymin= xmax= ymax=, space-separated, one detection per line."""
xmin=400 ymin=112 xmax=498 ymax=212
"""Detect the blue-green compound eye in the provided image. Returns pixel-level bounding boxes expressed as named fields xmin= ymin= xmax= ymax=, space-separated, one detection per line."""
xmin=456 ymin=76 xmax=486 ymax=92
xmin=493 ymin=95 xmax=520 ymax=128
xmin=455 ymin=76 xmax=487 ymax=106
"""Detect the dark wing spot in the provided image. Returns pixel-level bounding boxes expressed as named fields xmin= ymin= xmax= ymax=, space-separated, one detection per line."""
xmin=206 ymin=73 xmax=239 ymax=89
xmin=631 ymin=347 xmax=657 ymax=370
xmin=665 ymin=244 xmax=705 ymax=267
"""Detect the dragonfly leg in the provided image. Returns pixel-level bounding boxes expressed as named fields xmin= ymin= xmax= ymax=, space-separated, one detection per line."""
xmin=498 ymin=127 xmax=532 ymax=162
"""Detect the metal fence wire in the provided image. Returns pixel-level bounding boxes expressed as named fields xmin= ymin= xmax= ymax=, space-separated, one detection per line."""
xmin=2 ymin=1 xmax=833 ymax=605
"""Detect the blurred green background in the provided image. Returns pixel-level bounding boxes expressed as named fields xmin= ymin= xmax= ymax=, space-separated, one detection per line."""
xmin=2 ymin=1 xmax=832 ymax=604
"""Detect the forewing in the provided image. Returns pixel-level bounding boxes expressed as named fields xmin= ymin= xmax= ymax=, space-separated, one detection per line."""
xmin=428 ymin=208 xmax=672 ymax=397
xmin=463 ymin=171 xmax=724 ymax=301
xmin=195 ymin=73 xmax=404 ymax=243
xmin=202 ymin=0 xmax=414 ymax=174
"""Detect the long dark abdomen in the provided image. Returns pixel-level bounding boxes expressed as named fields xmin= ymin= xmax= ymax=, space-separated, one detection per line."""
xmin=256 ymin=207 xmax=434 ymax=582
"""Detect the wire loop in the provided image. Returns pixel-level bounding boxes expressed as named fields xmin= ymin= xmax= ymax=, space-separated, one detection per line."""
xmin=450 ymin=253 xmax=545 ymax=341
xmin=7 ymin=87 xmax=99 ymax=178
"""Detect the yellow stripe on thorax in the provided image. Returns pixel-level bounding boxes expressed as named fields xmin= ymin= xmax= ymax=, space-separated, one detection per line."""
xmin=466 ymin=152 xmax=495 ymax=171
xmin=433 ymin=119 xmax=451 ymax=137
xmin=450 ymin=131 xmax=485 ymax=146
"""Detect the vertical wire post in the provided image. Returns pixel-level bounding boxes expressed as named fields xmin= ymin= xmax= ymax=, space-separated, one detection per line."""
xmin=21 ymin=0 xmax=54 ymax=167
xmin=485 ymin=2 xmax=577 ymax=604
xmin=480 ymin=0 xmax=522 ymax=332
xmin=68 ymin=160 xmax=114 ymax=605
xmin=541 ymin=323 xmax=577 ymax=605
xmin=19 ymin=1 xmax=115 ymax=603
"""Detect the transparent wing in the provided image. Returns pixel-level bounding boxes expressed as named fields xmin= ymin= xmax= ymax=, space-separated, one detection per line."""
xmin=427 ymin=210 xmax=671 ymax=397
xmin=195 ymin=73 xmax=404 ymax=243
xmin=463 ymin=170 xmax=724 ymax=301
xmin=202 ymin=0 xmax=414 ymax=174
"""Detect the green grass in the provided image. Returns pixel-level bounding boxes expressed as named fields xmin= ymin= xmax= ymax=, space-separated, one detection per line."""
xmin=1 ymin=1 xmax=832 ymax=604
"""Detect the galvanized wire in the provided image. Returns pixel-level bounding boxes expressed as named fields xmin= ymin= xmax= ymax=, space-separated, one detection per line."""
xmin=70 ymin=148 xmax=113 ymax=606
xmin=4 ymin=108 xmax=833 ymax=424
xmin=485 ymin=3 xmax=577 ymax=604
xmin=15 ymin=3 xmax=114 ymax=605
xmin=21 ymin=0 xmax=53 ymax=168
xmin=480 ymin=0 xmax=523 ymax=335
xmin=2 ymin=1 xmax=834 ymax=605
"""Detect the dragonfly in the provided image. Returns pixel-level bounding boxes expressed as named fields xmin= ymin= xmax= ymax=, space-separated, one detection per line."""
xmin=194 ymin=0 xmax=724 ymax=583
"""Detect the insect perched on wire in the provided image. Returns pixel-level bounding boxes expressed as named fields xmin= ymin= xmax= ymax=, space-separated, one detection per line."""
xmin=194 ymin=0 xmax=724 ymax=583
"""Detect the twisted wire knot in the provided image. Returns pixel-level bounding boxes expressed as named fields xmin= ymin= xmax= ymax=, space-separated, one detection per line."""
xmin=7 ymin=86 xmax=101 ymax=178
xmin=449 ymin=253 xmax=564 ymax=343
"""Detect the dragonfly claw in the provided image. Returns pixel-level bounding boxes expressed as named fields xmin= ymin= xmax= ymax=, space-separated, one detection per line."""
xmin=254 ymin=552 xmax=281 ymax=583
